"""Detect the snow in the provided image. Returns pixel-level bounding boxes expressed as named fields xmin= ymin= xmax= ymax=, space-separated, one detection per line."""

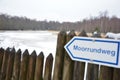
xmin=105 ymin=32 xmax=120 ymax=39
xmin=0 ymin=30 xmax=58 ymax=58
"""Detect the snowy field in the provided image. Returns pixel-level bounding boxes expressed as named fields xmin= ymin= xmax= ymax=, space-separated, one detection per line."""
xmin=0 ymin=30 xmax=58 ymax=58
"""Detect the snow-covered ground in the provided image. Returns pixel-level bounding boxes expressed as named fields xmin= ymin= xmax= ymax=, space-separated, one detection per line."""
xmin=0 ymin=30 xmax=58 ymax=58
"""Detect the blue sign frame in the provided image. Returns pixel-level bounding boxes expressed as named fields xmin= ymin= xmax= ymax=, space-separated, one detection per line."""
xmin=65 ymin=37 xmax=120 ymax=66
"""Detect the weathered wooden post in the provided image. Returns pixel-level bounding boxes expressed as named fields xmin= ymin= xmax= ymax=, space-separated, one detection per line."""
xmin=62 ymin=30 xmax=75 ymax=80
xmin=112 ymin=38 xmax=120 ymax=80
xmin=99 ymin=36 xmax=114 ymax=80
xmin=86 ymin=64 xmax=99 ymax=80
xmin=113 ymin=68 xmax=120 ymax=80
xmin=44 ymin=53 xmax=53 ymax=80
xmin=19 ymin=49 xmax=29 ymax=80
xmin=12 ymin=49 xmax=21 ymax=80
xmin=53 ymin=31 xmax=66 ymax=80
xmin=99 ymin=66 xmax=113 ymax=80
xmin=73 ymin=30 xmax=87 ymax=80
xmin=0 ymin=48 xmax=4 ymax=72
xmin=0 ymin=48 xmax=10 ymax=80
xmin=5 ymin=48 xmax=15 ymax=80
xmin=27 ymin=50 xmax=36 ymax=80
xmin=86 ymin=33 xmax=100 ymax=80
xmin=34 ymin=52 xmax=44 ymax=80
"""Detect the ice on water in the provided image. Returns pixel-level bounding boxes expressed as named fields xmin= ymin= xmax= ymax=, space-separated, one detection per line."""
xmin=0 ymin=30 xmax=58 ymax=58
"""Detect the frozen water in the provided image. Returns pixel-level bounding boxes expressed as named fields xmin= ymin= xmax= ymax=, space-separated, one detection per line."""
xmin=0 ymin=30 xmax=58 ymax=58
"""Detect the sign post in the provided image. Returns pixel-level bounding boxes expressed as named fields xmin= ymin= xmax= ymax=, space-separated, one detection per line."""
xmin=64 ymin=36 xmax=120 ymax=68
xmin=84 ymin=62 xmax=88 ymax=80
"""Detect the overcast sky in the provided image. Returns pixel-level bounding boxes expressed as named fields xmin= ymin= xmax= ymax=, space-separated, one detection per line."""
xmin=0 ymin=0 xmax=120 ymax=22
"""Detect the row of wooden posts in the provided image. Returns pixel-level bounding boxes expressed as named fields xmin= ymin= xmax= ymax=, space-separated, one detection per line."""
xmin=0 ymin=47 xmax=53 ymax=80
xmin=0 ymin=30 xmax=120 ymax=80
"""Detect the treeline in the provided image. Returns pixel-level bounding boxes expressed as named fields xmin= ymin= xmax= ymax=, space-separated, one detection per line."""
xmin=0 ymin=13 xmax=120 ymax=33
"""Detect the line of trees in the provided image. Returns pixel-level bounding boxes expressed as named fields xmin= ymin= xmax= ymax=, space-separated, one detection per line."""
xmin=0 ymin=12 xmax=120 ymax=33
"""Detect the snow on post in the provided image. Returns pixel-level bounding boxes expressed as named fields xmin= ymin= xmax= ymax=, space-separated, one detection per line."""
xmin=106 ymin=32 xmax=120 ymax=39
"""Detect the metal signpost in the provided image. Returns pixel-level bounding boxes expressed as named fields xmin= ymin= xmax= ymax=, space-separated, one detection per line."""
xmin=64 ymin=36 xmax=120 ymax=80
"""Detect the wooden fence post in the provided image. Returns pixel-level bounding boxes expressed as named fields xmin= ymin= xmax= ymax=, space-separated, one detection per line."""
xmin=44 ymin=53 xmax=53 ymax=80
xmin=0 ymin=48 xmax=10 ymax=80
xmin=87 ymin=63 xmax=99 ymax=80
xmin=34 ymin=52 xmax=44 ymax=80
xmin=113 ymin=68 xmax=120 ymax=80
xmin=0 ymin=48 xmax=4 ymax=72
xmin=86 ymin=33 xmax=100 ymax=80
xmin=19 ymin=49 xmax=29 ymax=80
xmin=53 ymin=31 xmax=66 ymax=80
xmin=27 ymin=50 xmax=36 ymax=80
xmin=99 ymin=66 xmax=113 ymax=80
xmin=73 ymin=30 xmax=87 ymax=80
xmin=12 ymin=49 xmax=21 ymax=80
xmin=5 ymin=48 xmax=15 ymax=80
xmin=62 ymin=30 xmax=75 ymax=80
xmin=99 ymin=36 xmax=114 ymax=80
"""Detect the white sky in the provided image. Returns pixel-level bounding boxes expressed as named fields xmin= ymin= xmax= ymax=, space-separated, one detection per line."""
xmin=0 ymin=0 xmax=120 ymax=22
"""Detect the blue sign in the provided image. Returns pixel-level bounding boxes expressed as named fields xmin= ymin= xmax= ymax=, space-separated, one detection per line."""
xmin=64 ymin=36 xmax=120 ymax=68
